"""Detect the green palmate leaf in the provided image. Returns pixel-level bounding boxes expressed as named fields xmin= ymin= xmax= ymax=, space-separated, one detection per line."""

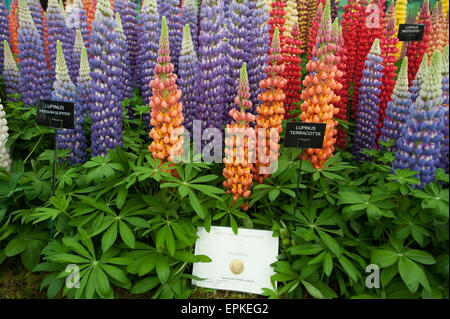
xmin=301 ymin=280 xmax=324 ymax=299
xmin=101 ymin=223 xmax=118 ymax=253
xmin=188 ymin=190 xmax=205 ymax=219
xmin=156 ymin=257 xmax=170 ymax=284
xmin=371 ymin=249 xmax=399 ymax=268
xmin=337 ymin=255 xmax=359 ymax=282
xmin=131 ymin=277 xmax=160 ymax=294
xmin=287 ymin=244 xmax=324 ymax=256
xmin=93 ymin=266 xmax=111 ymax=297
xmin=119 ymin=221 xmax=135 ymax=249
xmin=398 ymin=257 xmax=431 ymax=293
xmin=317 ymin=229 xmax=341 ymax=257
xmin=165 ymin=226 xmax=176 ymax=256
xmin=100 ymin=264 xmax=130 ymax=286
xmin=403 ymin=249 xmax=436 ymax=265
xmin=323 ymin=253 xmax=333 ymax=277
xmin=269 ymin=189 xmax=280 ymax=201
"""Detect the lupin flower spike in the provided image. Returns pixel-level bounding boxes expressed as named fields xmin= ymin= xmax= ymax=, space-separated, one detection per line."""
xmin=71 ymin=29 xmax=84 ymax=84
xmin=284 ymin=0 xmax=298 ymax=40
xmin=282 ymin=22 xmax=302 ymax=118
xmin=341 ymin=0 xmax=363 ymax=88
xmin=296 ymin=0 xmax=309 ymax=51
xmin=247 ymin=0 xmax=270 ymax=115
xmin=53 ymin=40 xmax=87 ymax=165
xmin=407 ymin=0 xmax=431 ymax=85
xmin=379 ymin=58 xmax=412 ymax=150
xmin=47 ymin=0 xmax=74 ymax=83
xmin=27 ymin=0 xmax=45 ymax=45
xmin=114 ymin=12 xmax=132 ymax=102
xmin=66 ymin=0 xmax=90 ymax=46
xmin=76 ymin=46 xmax=93 ymax=119
xmin=268 ymin=0 xmax=287 ymax=48
xmin=253 ymin=27 xmax=287 ymax=183
xmin=394 ymin=50 xmax=445 ymax=188
xmin=223 ymin=63 xmax=256 ymax=203
xmin=148 ymin=16 xmax=184 ymax=163
xmin=89 ymin=0 xmax=123 ymax=157
xmin=17 ymin=0 xmax=51 ymax=106
xmin=225 ymin=0 xmax=252 ymax=124
xmin=138 ymin=0 xmax=160 ymax=106
xmin=8 ymin=0 xmax=19 ymax=62
xmin=377 ymin=9 xmax=399 ymax=144
xmin=181 ymin=0 xmax=198 ymax=51
xmin=196 ymin=0 xmax=227 ymax=147
xmin=113 ymin=0 xmax=138 ymax=86
xmin=300 ymin=1 xmax=342 ymax=168
xmin=0 ymin=0 xmax=11 ymax=72
xmin=3 ymin=40 xmax=21 ymax=102
xmin=307 ymin=2 xmax=323 ymax=60
xmin=350 ymin=0 xmax=384 ymax=120
xmin=159 ymin=0 xmax=183 ymax=74
xmin=410 ymin=53 xmax=429 ymax=104
xmin=179 ymin=24 xmax=198 ymax=137
xmin=438 ymin=45 xmax=449 ymax=173
xmin=394 ymin=0 xmax=407 ymax=58
xmin=0 ymin=99 xmax=12 ymax=172
xmin=352 ymin=39 xmax=384 ymax=161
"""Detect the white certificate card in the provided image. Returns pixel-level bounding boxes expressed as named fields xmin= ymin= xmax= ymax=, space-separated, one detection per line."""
xmin=192 ymin=226 xmax=279 ymax=295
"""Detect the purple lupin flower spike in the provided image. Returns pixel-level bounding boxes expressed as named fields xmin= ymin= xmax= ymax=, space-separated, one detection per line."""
xmin=353 ymin=39 xmax=384 ymax=161
xmin=53 ymin=40 xmax=87 ymax=165
xmin=197 ymin=0 xmax=227 ymax=148
xmin=76 ymin=45 xmax=93 ymax=119
xmin=138 ymin=0 xmax=160 ymax=106
xmin=182 ymin=0 xmax=198 ymax=51
xmin=66 ymin=0 xmax=90 ymax=48
xmin=114 ymin=0 xmax=139 ymax=87
xmin=47 ymin=0 xmax=74 ymax=84
xmin=438 ymin=45 xmax=449 ymax=173
xmin=114 ymin=12 xmax=132 ymax=102
xmin=27 ymin=0 xmax=45 ymax=43
xmin=179 ymin=24 xmax=198 ymax=136
xmin=0 ymin=0 xmax=11 ymax=73
xmin=160 ymin=0 xmax=183 ymax=74
xmin=70 ymin=29 xmax=84 ymax=85
xmin=224 ymin=0 xmax=251 ymax=124
xmin=3 ymin=40 xmax=21 ymax=102
xmin=380 ymin=58 xmax=412 ymax=151
xmin=394 ymin=50 xmax=445 ymax=188
xmin=18 ymin=0 xmax=51 ymax=106
xmin=410 ymin=54 xmax=428 ymax=104
xmin=89 ymin=0 xmax=122 ymax=157
xmin=247 ymin=0 xmax=270 ymax=116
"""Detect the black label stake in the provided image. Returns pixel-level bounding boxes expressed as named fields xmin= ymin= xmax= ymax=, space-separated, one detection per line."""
xmin=292 ymin=139 xmax=310 ymax=221
xmin=49 ymin=118 xmax=63 ymax=240
xmin=284 ymin=122 xmax=326 ymax=221
xmin=37 ymin=100 xmax=74 ymax=240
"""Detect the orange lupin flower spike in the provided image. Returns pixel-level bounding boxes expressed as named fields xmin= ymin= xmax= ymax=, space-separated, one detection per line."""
xmin=8 ymin=0 xmax=19 ymax=62
xmin=148 ymin=16 xmax=184 ymax=163
xmin=299 ymin=0 xmax=341 ymax=169
xmin=253 ymin=27 xmax=287 ymax=184
xmin=223 ymin=63 xmax=256 ymax=202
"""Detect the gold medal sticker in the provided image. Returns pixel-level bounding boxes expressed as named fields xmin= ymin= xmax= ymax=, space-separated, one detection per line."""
xmin=229 ymin=259 xmax=244 ymax=275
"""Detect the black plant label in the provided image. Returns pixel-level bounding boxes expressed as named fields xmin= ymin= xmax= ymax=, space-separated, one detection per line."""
xmin=398 ymin=24 xmax=425 ymax=42
xmin=284 ymin=122 xmax=326 ymax=149
xmin=37 ymin=100 xmax=74 ymax=129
